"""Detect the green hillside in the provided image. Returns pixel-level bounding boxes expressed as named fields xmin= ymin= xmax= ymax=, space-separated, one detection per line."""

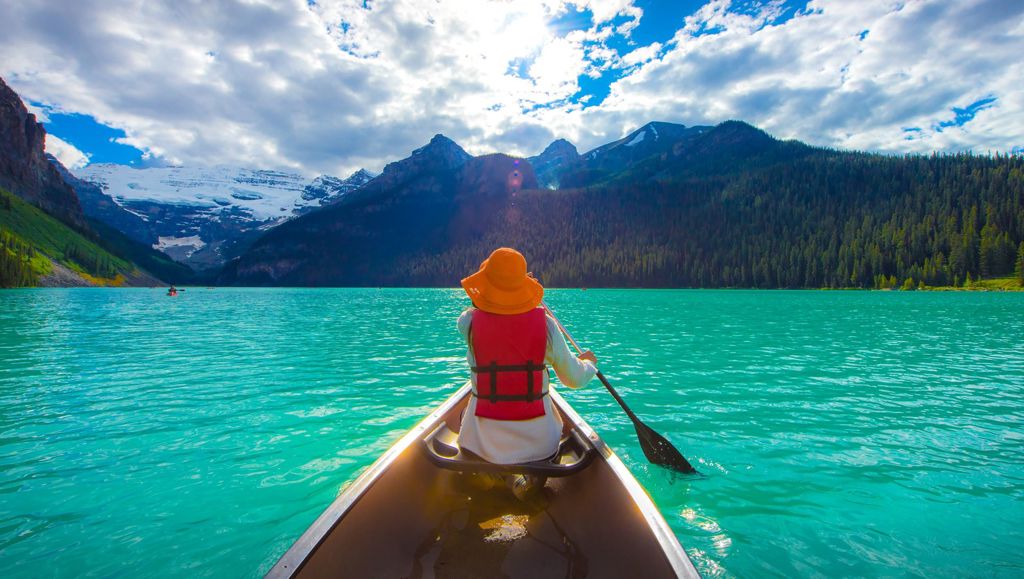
xmin=0 ymin=187 xmax=138 ymax=287
xmin=87 ymin=219 xmax=194 ymax=285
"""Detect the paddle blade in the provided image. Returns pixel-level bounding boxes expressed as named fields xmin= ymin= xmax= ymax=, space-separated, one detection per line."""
xmin=634 ymin=420 xmax=697 ymax=474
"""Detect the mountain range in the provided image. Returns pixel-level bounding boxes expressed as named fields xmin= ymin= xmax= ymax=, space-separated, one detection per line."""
xmin=217 ymin=121 xmax=1023 ymax=289
xmin=68 ymin=122 xmax=733 ymax=275
xmin=211 ymin=120 xmax=800 ymax=286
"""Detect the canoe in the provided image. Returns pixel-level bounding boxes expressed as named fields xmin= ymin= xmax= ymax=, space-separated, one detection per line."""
xmin=268 ymin=383 xmax=699 ymax=578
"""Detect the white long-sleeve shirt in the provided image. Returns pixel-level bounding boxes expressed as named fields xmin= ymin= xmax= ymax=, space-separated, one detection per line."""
xmin=456 ymin=308 xmax=597 ymax=464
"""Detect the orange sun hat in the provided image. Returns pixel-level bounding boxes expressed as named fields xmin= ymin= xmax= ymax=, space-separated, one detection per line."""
xmin=461 ymin=248 xmax=544 ymax=315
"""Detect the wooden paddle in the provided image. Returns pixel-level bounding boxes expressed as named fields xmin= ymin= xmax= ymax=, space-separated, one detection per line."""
xmin=542 ymin=301 xmax=698 ymax=474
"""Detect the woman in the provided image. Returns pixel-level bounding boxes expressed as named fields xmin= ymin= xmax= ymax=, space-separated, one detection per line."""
xmin=457 ymin=247 xmax=598 ymax=495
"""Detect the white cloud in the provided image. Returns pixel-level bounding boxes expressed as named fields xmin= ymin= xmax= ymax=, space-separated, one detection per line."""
xmin=1 ymin=0 xmax=1021 ymax=178
xmin=45 ymin=134 xmax=90 ymax=170
xmin=595 ymin=0 xmax=1024 ymax=154
xmin=621 ymin=42 xmax=662 ymax=67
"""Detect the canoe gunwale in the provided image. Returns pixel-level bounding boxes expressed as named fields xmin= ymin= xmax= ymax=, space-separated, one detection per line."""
xmin=549 ymin=388 xmax=700 ymax=579
xmin=266 ymin=382 xmax=700 ymax=578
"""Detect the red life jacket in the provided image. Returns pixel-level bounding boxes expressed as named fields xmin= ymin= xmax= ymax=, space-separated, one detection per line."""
xmin=470 ymin=308 xmax=548 ymax=420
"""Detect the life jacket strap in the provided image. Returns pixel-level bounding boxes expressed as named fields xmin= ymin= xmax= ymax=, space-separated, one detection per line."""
xmin=469 ymin=390 xmax=550 ymax=400
xmin=471 ymin=360 xmax=547 ymax=403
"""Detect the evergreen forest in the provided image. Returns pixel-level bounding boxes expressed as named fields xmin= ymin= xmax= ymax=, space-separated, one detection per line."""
xmin=513 ymin=152 xmax=1024 ymax=289
xmin=0 ymin=227 xmax=38 ymax=287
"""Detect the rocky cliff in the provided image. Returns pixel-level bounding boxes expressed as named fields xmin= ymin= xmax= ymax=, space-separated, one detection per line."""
xmin=0 ymin=77 xmax=88 ymax=230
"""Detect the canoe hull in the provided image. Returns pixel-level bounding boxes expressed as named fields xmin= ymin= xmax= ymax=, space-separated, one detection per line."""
xmin=269 ymin=384 xmax=698 ymax=578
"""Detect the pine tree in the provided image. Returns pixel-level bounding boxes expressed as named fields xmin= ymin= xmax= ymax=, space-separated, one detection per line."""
xmin=1016 ymin=241 xmax=1024 ymax=287
xmin=979 ymin=227 xmax=993 ymax=278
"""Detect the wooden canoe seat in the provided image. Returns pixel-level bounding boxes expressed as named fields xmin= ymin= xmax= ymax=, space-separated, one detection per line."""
xmin=420 ymin=422 xmax=595 ymax=477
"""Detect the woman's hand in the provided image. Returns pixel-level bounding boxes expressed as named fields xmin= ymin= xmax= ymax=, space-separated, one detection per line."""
xmin=578 ymin=350 xmax=598 ymax=365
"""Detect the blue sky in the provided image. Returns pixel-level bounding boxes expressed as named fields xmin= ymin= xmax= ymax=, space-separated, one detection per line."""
xmin=565 ymin=0 xmax=814 ymax=106
xmin=39 ymin=111 xmax=145 ymax=166
xmin=1 ymin=0 xmax=1021 ymax=176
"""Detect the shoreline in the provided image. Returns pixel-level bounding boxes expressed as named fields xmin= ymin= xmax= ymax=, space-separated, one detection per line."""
xmin=4 ymin=284 xmax=1023 ymax=291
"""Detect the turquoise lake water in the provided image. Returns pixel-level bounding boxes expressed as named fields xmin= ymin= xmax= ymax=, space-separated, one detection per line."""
xmin=0 ymin=288 xmax=1022 ymax=577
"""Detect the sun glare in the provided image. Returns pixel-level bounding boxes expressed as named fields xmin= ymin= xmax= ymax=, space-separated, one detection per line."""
xmin=472 ymin=4 xmax=552 ymax=74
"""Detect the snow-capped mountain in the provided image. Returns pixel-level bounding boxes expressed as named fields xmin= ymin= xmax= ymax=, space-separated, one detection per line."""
xmin=557 ymin=122 xmax=712 ymax=188
xmin=76 ymin=164 xmax=373 ymax=220
xmin=298 ymin=169 xmax=375 ymax=212
xmin=581 ymin=122 xmax=710 ymax=165
xmin=72 ymin=164 xmax=373 ymax=269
